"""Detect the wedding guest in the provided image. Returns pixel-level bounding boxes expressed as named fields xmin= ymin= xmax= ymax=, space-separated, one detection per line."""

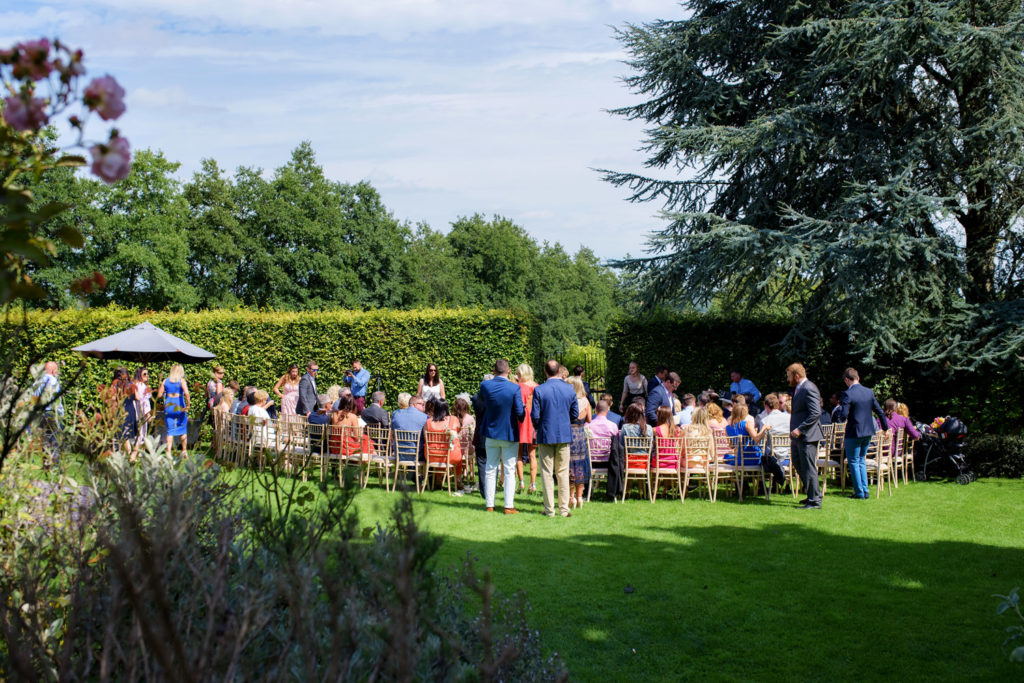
xmin=424 ymin=397 xmax=463 ymax=491
xmin=884 ymin=398 xmax=920 ymax=457
xmin=572 ymin=365 xmax=596 ymax=408
xmin=600 ymin=393 xmax=622 ymax=426
xmin=157 ymin=364 xmax=190 ymax=458
xmin=516 ymin=363 xmax=539 ymax=495
xmin=418 ymin=363 xmax=446 ymax=402
xmin=567 ymin=375 xmax=592 ymax=509
xmin=132 ymin=367 xmax=153 ymax=447
xmin=453 ymin=395 xmax=477 ymax=493
xmin=532 ymin=360 xmax=577 ymax=517
xmin=248 ymin=389 xmax=276 ymax=446
xmin=206 ymin=366 xmax=225 ymax=411
xmin=361 ymin=391 xmax=390 ymax=428
xmin=274 ymin=364 xmax=301 ymax=415
xmin=296 ymin=361 xmax=319 ymax=416
xmin=676 ymin=393 xmax=696 ymax=426
xmin=620 ymin=361 xmax=648 ymax=414
xmin=343 ymin=359 xmax=370 ymax=414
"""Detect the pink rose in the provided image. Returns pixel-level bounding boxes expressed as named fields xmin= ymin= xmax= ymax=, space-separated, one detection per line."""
xmin=2 ymin=95 xmax=49 ymax=131
xmin=83 ymin=75 xmax=126 ymax=120
xmin=89 ymin=135 xmax=132 ymax=183
xmin=12 ymin=38 xmax=52 ymax=81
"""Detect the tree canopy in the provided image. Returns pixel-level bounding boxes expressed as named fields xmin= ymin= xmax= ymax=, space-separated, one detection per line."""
xmin=606 ymin=0 xmax=1024 ymax=370
xmin=21 ymin=142 xmax=619 ymax=356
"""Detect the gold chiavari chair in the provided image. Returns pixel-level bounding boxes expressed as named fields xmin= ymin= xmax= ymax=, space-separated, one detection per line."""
xmin=650 ymin=433 xmax=685 ymax=502
xmin=681 ymin=433 xmax=715 ymax=502
xmin=621 ymin=435 xmax=652 ymax=502
xmin=585 ymin=435 xmax=613 ymax=502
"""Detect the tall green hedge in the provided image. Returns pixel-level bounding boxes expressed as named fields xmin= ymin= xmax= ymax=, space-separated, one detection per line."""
xmin=606 ymin=313 xmax=1024 ymax=434
xmin=8 ymin=307 xmax=542 ymax=414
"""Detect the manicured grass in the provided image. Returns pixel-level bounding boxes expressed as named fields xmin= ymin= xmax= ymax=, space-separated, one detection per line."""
xmin=349 ymin=478 xmax=1024 ymax=681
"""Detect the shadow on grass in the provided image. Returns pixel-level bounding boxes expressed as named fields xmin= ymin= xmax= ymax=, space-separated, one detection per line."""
xmin=432 ymin=516 xmax=1023 ymax=682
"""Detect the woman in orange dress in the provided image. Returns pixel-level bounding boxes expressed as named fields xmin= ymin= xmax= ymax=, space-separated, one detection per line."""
xmin=423 ymin=398 xmax=463 ymax=490
xmin=516 ymin=363 xmax=539 ymax=494
xmin=329 ymin=394 xmax=373 ymax=457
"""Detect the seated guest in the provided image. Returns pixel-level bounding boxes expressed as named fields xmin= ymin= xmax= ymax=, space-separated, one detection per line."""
xmin=697 ymin=389 xmax=720 ymax=409
xmin=681 ymin=408 xmax=714 ymax=468
xmin=235 ymin=386 xmax=255 ymax=414
xmin=326 ymin=384 xmax=343 ymax=410
xmin=589 ymin=400 xmax=620 ymax=444
xmin=423 ymin=397 xmax=464 ymax=490
xmin=760 ymin=393 xmax=791 ymax=459
xmin=884 ymin=398 xmax=920 ymax=455
xmin=333 ymin=387 xmax=353 ymax=411
xmin=393 ymin=394 xmax=429 ymax=433
xmin=424 ymin=396 xmax=438 ymax=419
xmin=829 ymin=392 xmax=843 ymax=423
xmin=621 ymin=403 xmax=653 ymax=439
xmin=394 ymin=392 xmax=411 ymax=414
xmin=362 ymin=390 xmax=390 ymax=428
xmin=676 ymin=393 xmax=696 ymax=426
xmin=818 ymin=394 xmax=832 ymax=425
xmin=307 ymin=394 xmax=332 ymax=448
xmin=242 ymin=390 xmax=257 ymax=416
xmin=779 ymin=392 xmax=791 ymax=414
xmin=248 ymin=390 xmax=276 ymax=445
xmin=724 ymin=403 xmax=764 ymax=466
xmin=729 ymin=369 xmax=762 ymax=404
xmin=653 ymin=405 xmax=682 ymax=470
xmin=453 ymin=395 xmax=476 ymax=491
xmin=329 ymin=394 xmax=372 ymax=457
xmin=600 ymin=393 xmax=622 ymax=426
xmin=705 ymin=402 xmax=728 ymax=431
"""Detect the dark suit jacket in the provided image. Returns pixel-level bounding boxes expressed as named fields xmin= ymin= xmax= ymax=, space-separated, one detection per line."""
xmin=361 ymin=402 xmax=390 ymax=428
xmin=839 ymin=383 xmax=889 ymax=438
xmin=478 ymin=376 xmax=525 ymax=442
xmin=790 ymin=379 xmax=824 ymax=442
xmin=471 ymin=391 xmax=487 ymax=452
xmin=531 ymin=377 xmax=579 ymax=444
xmin=296 ymin=372 xmax=317 ymax=416
xmin=307 ymin=410 xmax=330 ymax=447
xmin=645 ymin=383 xmax=673 ymax=424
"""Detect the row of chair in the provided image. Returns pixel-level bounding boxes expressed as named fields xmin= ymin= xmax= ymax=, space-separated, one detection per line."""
xmin=597 ymin=422 xmax=918 ymax=503
xmin=212 ymin=412 xmax=472 ymax=494
xmin=212 ymin=411 xmax=917 ymax=502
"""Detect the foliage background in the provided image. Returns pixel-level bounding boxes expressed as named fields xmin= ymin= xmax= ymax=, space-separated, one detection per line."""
xmin=606 ymin=313 xmax=1024 ymax=434
xmin=9 ymin=307 xmax=541 ymax=413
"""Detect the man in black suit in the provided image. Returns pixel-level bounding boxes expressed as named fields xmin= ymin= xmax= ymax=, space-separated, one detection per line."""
xmin=787 ymin=363 xmax=824 ymax=509
xmin=296 ymin=360 xmax=319 ymax=416
xmin=361 ymin=390 xmax=390 ymax=428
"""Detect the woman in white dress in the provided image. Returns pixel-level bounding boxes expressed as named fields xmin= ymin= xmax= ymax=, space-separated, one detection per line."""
xmin=417 ymin=363 xmax=446 ymax=402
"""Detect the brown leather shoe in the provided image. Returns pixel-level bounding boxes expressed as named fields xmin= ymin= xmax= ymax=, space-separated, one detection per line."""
xmin=504 ymin=508 xmax=519 ymax=515
xmin=485 ymin=507 xmax=494 ymax=512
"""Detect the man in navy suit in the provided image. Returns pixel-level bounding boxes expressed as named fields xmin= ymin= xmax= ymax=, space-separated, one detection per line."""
xmin=478 ymin=359 xmax=525 ymax=513
xmin=645 ymin=371 xmax=679 ymax=424
xmin=787 ymin=363 xmax=825 ymax=508
xmin=532 ymin=359 xmax=580 ymax=517
xmin=838 ymin=367 xmax=889 ymax=499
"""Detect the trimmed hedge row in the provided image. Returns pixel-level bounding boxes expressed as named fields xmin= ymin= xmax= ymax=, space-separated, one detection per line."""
xmin=964 ymin=435 xmax=1024 ymax=479
xmin=9 ymin=308 xmax=542 ymax=415
xmin=606 ymin=313 xmax=1024 ymax=435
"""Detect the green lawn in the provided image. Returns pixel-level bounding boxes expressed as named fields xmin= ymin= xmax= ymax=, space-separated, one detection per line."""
xmin=349 ymin=478 xmax=1024 ymax=681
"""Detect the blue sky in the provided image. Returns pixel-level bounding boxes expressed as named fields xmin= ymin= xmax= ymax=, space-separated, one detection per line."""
xmin=5 ymin=1 xmax=685 ymax=260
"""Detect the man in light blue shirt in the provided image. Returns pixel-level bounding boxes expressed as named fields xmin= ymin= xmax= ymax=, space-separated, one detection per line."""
xmin=344 ymin=359 xmax=371 ymax=414
xmin=730 ymin=370 xmax=761 ymax=404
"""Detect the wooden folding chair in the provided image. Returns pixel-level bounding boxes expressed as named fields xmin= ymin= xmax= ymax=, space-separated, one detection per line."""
xmin=865 ymin=430 xmax=894 ymax=497
xmin=422 ymin=429 xmax=458 ymax=494
xmin=363 ymin=424 xmax=391 ymax=489
xmin=730 ymin=435 xmax=768 ymax=501
xmin=585 ymin=435 xmax=612 ymax=502
xmin=621 ymin=436 xmax=652 ymax=502
xmin=766 ymin=432 xmax=797 ymax=499
xmin=902 ymin=428 xmax=917 ymax=483
xmin=681 ymin=434 xmax=715 ymax=502
xmin=391 ymin=429 xmax=422 ymax=492
xmin=650 ymin=434 xmax=684 ymax=502
xmin=830 ymin=421 xmax=848 ymax=490
xmin=816 ymin=423 xmax=838 ymax=493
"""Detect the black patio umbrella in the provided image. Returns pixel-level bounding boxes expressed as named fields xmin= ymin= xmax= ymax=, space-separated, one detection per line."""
xmin=72 ymin=321 xmax=216 ymax=364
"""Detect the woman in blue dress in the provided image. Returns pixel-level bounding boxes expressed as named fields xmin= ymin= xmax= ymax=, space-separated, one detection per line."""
xmin=157 ymin=363 xmax=191 ymax=457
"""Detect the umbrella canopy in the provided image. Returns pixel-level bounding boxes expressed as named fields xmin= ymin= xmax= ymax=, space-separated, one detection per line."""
xmin=72 ymin=321 xmax=216 ymax=364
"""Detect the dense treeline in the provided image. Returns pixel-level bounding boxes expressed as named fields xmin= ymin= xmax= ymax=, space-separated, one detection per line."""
xmin=24 ymin=142 xmax=619 ymax=355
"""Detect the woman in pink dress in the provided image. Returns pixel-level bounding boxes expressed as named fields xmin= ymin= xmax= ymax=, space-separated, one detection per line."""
xmin=516 ymin=363 xmax=539 ymax=494
xmin=274 ymin=364 xmax=301 ymax=415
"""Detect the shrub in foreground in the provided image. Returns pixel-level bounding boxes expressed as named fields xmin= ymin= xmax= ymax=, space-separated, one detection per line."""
xmin=0 ymin=447 xmax=567 ymax=680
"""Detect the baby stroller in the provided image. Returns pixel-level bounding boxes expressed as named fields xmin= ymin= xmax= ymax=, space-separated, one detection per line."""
xmin=915 ymin=416 xmax=976 ymax=485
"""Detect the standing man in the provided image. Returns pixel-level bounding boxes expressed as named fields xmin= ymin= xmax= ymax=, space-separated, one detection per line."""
xmin=572 ymin=365 xmax=595 ymax=409
xmin=478 ymin=360 xmax=525 ymax=514
xmin=648 ymin=365 xmax=668 ymax=395
xmin=296 ymin=361 xmax=318 ymax=416
xmin=471 ymin=374 xmax=493 ymax=500
xmin=361 ymin=390 xmax=390 ymax=428
xmin=532 ymin=359 xmax=579 ymax=517
xmin=34 ymin=361 xmax=64 ymax=462
xmin=787 ymin=363 xmax=824 ymax=509
xmin=837 ymin=368 xmax=889 ymax=500
xmin=645 ymin=371 xmax=679 ymax=424
xmin=344 ymin=359 xmax=370 ymax=414
xmin=729 ymin=369 xmax=762 ymax=404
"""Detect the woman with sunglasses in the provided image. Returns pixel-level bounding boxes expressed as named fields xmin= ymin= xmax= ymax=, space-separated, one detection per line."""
xmin=417 ymin=363 xmax=446 ymax=402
